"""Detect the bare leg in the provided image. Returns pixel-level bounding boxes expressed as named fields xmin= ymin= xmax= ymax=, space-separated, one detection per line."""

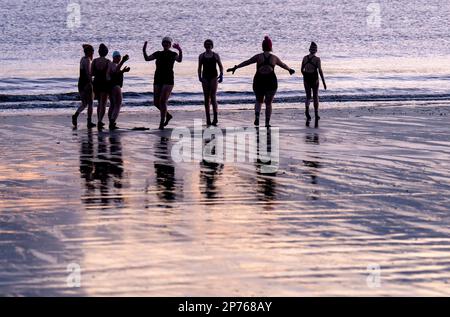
xmin=264 ymin=93 xmax=275 ymax=127
xmin=108 ymin=91 xmax=115 ymax=123
xmin=312 ymin=82 xmax=320 ymax=120
xmin=110 ymin=86 xmax=122 ymax=128
xmin=210 ymin=78 xmax=219 ymax=125
xmin=97 ymin=92 xmax=108 ymax=127
xmin=73 ymin=86 xmax=94 ymax=127
xmin=254 ymin=94 xmax=264 ymax=126
xmin=202 ymin=80 xmax=212 ymax=125
xmin=158 ymin=85 xmax=174 ymax=129
xmin=304 ymin=80 xmax=312 ymax=122
xmin=153 ymin=84 xmax=162 ymax=111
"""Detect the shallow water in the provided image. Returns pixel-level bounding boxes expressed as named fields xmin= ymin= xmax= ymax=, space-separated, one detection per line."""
xmin=1 ymin=0 xmax=450 ymax=108
xmin=0 ymin=105 xmax=449 ymax=296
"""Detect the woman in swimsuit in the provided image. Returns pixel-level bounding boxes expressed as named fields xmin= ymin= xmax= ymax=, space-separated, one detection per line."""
xmin=198 ymin=39 xmax=224 ymax=126
xmin=227 ymin=36 xmax=295 ymax=127
xmin=143 ymin=37 xmax=183 ymax=130
xmin=92 ymin=43 xmax=111 ymax=129
xmin=72 ymin=44 xmax=95 ymax=128
xmin=301 ymin=42 xmax=327 ymax=126
xmin=107 ymin=51 xmax=130 ymax=130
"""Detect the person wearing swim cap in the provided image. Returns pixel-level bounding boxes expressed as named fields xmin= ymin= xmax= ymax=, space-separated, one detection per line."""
xmin=107 ymin=50 xmax=130 ymax=130
xmin=227 ymin=36 xmax=295 ymax=127
xmin=72 ymin=44 xmax=95 ymax=128
xmin=143 ymin=37 xmax=183 ymax=130
xmin=92 ymin=43 xmax=112 ymax=129
xmin=301 ymin=41 xmax=326 ymax=127
xmin=198 ymin=39 xmax=224 ymax=126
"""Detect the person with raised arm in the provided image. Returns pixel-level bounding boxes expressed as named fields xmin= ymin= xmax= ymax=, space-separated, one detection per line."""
xmin=107 ymin=51 xmax=130 ymax=130
xmin=143 ymin=37 xmax=183 ymax=130
xmin=227 ymin=36 xmax=295 ymax=127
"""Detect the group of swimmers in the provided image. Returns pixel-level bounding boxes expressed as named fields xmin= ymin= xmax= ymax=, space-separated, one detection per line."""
xmin=73 ymin=36 xmax=326 ymax=130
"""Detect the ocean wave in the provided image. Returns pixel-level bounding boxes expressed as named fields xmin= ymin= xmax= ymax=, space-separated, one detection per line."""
xmin=1 ymin=91 xmax=450 ymax=110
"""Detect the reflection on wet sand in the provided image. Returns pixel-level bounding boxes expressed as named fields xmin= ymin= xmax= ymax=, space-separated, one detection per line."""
xmin=79 ymin=131 xmax=124 ymax=208
xmin=200 ymin=136 xmax=224 ymax=200
xmin=153 ymin=136 xmax=181 ymax=206
xmin=255 ymin=128 xmax=277 ymax=203
xmin=303 ymin=132 xmax=322 ymax=200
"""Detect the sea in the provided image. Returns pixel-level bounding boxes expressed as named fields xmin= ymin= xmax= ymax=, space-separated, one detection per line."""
xmin=1 ymin=0 xmax=450 ymax=111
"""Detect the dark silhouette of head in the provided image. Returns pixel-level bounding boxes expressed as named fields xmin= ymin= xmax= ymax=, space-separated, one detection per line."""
xmin=204 ymin=39 xmax=214 ymax=49
xmin=162 ymin=36 xmax=172 ymax=50
xmin=309 ymin=42 xmax=318 ymax=54
xmin=262 ymin=36 xmax=272 ymax=52
xmin=82 ymin=44 xmax=94 ymax=57
xmin=99 ymin=43 xmax=108 ymax=57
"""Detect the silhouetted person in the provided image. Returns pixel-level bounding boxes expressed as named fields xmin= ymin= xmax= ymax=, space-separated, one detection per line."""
xmin=107 ymin=51 xmax=130 ymax=130
xmin=198 ymin=39 xmax=224 ymax=126
xmin=143 ymin=37 xmax=183 ymax=130
xmin=92 ymin=43 xmax=111 ymax=129
xmin=301 ymin=42 xmax=327 ymax=126
xmin=72 ymin=44 xmax=95 ymax=128
xmin=227 ymin=36 xmax=295 ymax=127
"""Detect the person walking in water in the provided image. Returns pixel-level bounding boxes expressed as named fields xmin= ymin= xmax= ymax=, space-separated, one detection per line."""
xmin=92 ymin=43 xmax=111 ymax=129
xmin=227 ymin=36 xmax=295 ymax=127
xmin=301 ymin=42 xmax=326 ymax=126
xmin=72 ymin=44 xmax=95 ymax=128
xmin=107 ymin=51 xmax=130 ymax=130
xmin=198 ymin=39 xmax=224 ymax=126
xmin=143 ymin=37 xmax=183 ymax=130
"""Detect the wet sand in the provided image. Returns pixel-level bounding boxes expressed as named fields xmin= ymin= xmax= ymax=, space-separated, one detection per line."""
xmin=1 ymin=103 xmax=450 ymax=296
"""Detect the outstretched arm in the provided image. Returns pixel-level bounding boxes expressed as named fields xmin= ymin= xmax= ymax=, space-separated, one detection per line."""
xmin=276 ymin=56 xmax=295 ymax=75
xmin=143 ymin=41 xmax=156 ymax=61
xmin=173 ymin=43 xmax=183 ymax=63
xmin=318 ymin=58 xmax=327 ymax=89
xmin=227 ymin=55 xmax=258 ymax=74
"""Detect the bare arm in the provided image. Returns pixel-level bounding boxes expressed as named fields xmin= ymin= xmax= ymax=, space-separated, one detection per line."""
xmin=198 ymin=53 xmax=203 ymax=81
xmin=216 ymin=53 xmax=224 ymax=75
xmin=81 ymin=58 xmax=92 ymax=83
xmin=318 ymin=58 xmax=327 ymax=89
xmin=227 ymin=54 xmax=258 ymax=74
xmin=143 ymin=42 xmax=156 ymax=61
xmin=276 ymin=56 xmax=295 ymax=74
xmin=216 ymin=53 xmax=224 ymax=83
xmin=301 ymin=56 xmax=307 ymax=74
xmin=173 ymin=43 xmax=183 ymax=63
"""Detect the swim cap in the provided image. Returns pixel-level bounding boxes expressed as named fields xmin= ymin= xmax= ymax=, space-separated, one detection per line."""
xmin=82 ymin=44 xmax=94 ymax=55
xmin=262 ymin=36 xmax=272 ymax=51
xmin=162 ymin=36 xmax=173 ymax=44
xmin=112 ymin=51 xmax=121 ymax=58
xmin=310 ymin=42 xmax=318 ymax=51
xmin=99 ymin=43 xmax=109 ymax=57
xmin=204 ymin=39 xmax=214 ymax=48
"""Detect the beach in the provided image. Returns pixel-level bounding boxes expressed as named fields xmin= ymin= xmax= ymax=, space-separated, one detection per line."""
xmin=1 ymin=102 xmax=450 ymax=296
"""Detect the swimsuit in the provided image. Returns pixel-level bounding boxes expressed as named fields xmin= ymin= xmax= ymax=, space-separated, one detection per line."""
xmin=92 ymin=58 xmax=110 ymax=95
xmin=77 ymin=57 xmax=91 ymax=93
xmin=107 ymin=63 xmax=124 ymax=90
xmin=253 ymin=53 xmax=278 ymax=97
xmin=201 ymin=53 xmax=218 ymax=81
xmin=153 ymin=50 xmax=178 ymax=85
xmin=302 ymin=55 xmax=319 ymax=86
